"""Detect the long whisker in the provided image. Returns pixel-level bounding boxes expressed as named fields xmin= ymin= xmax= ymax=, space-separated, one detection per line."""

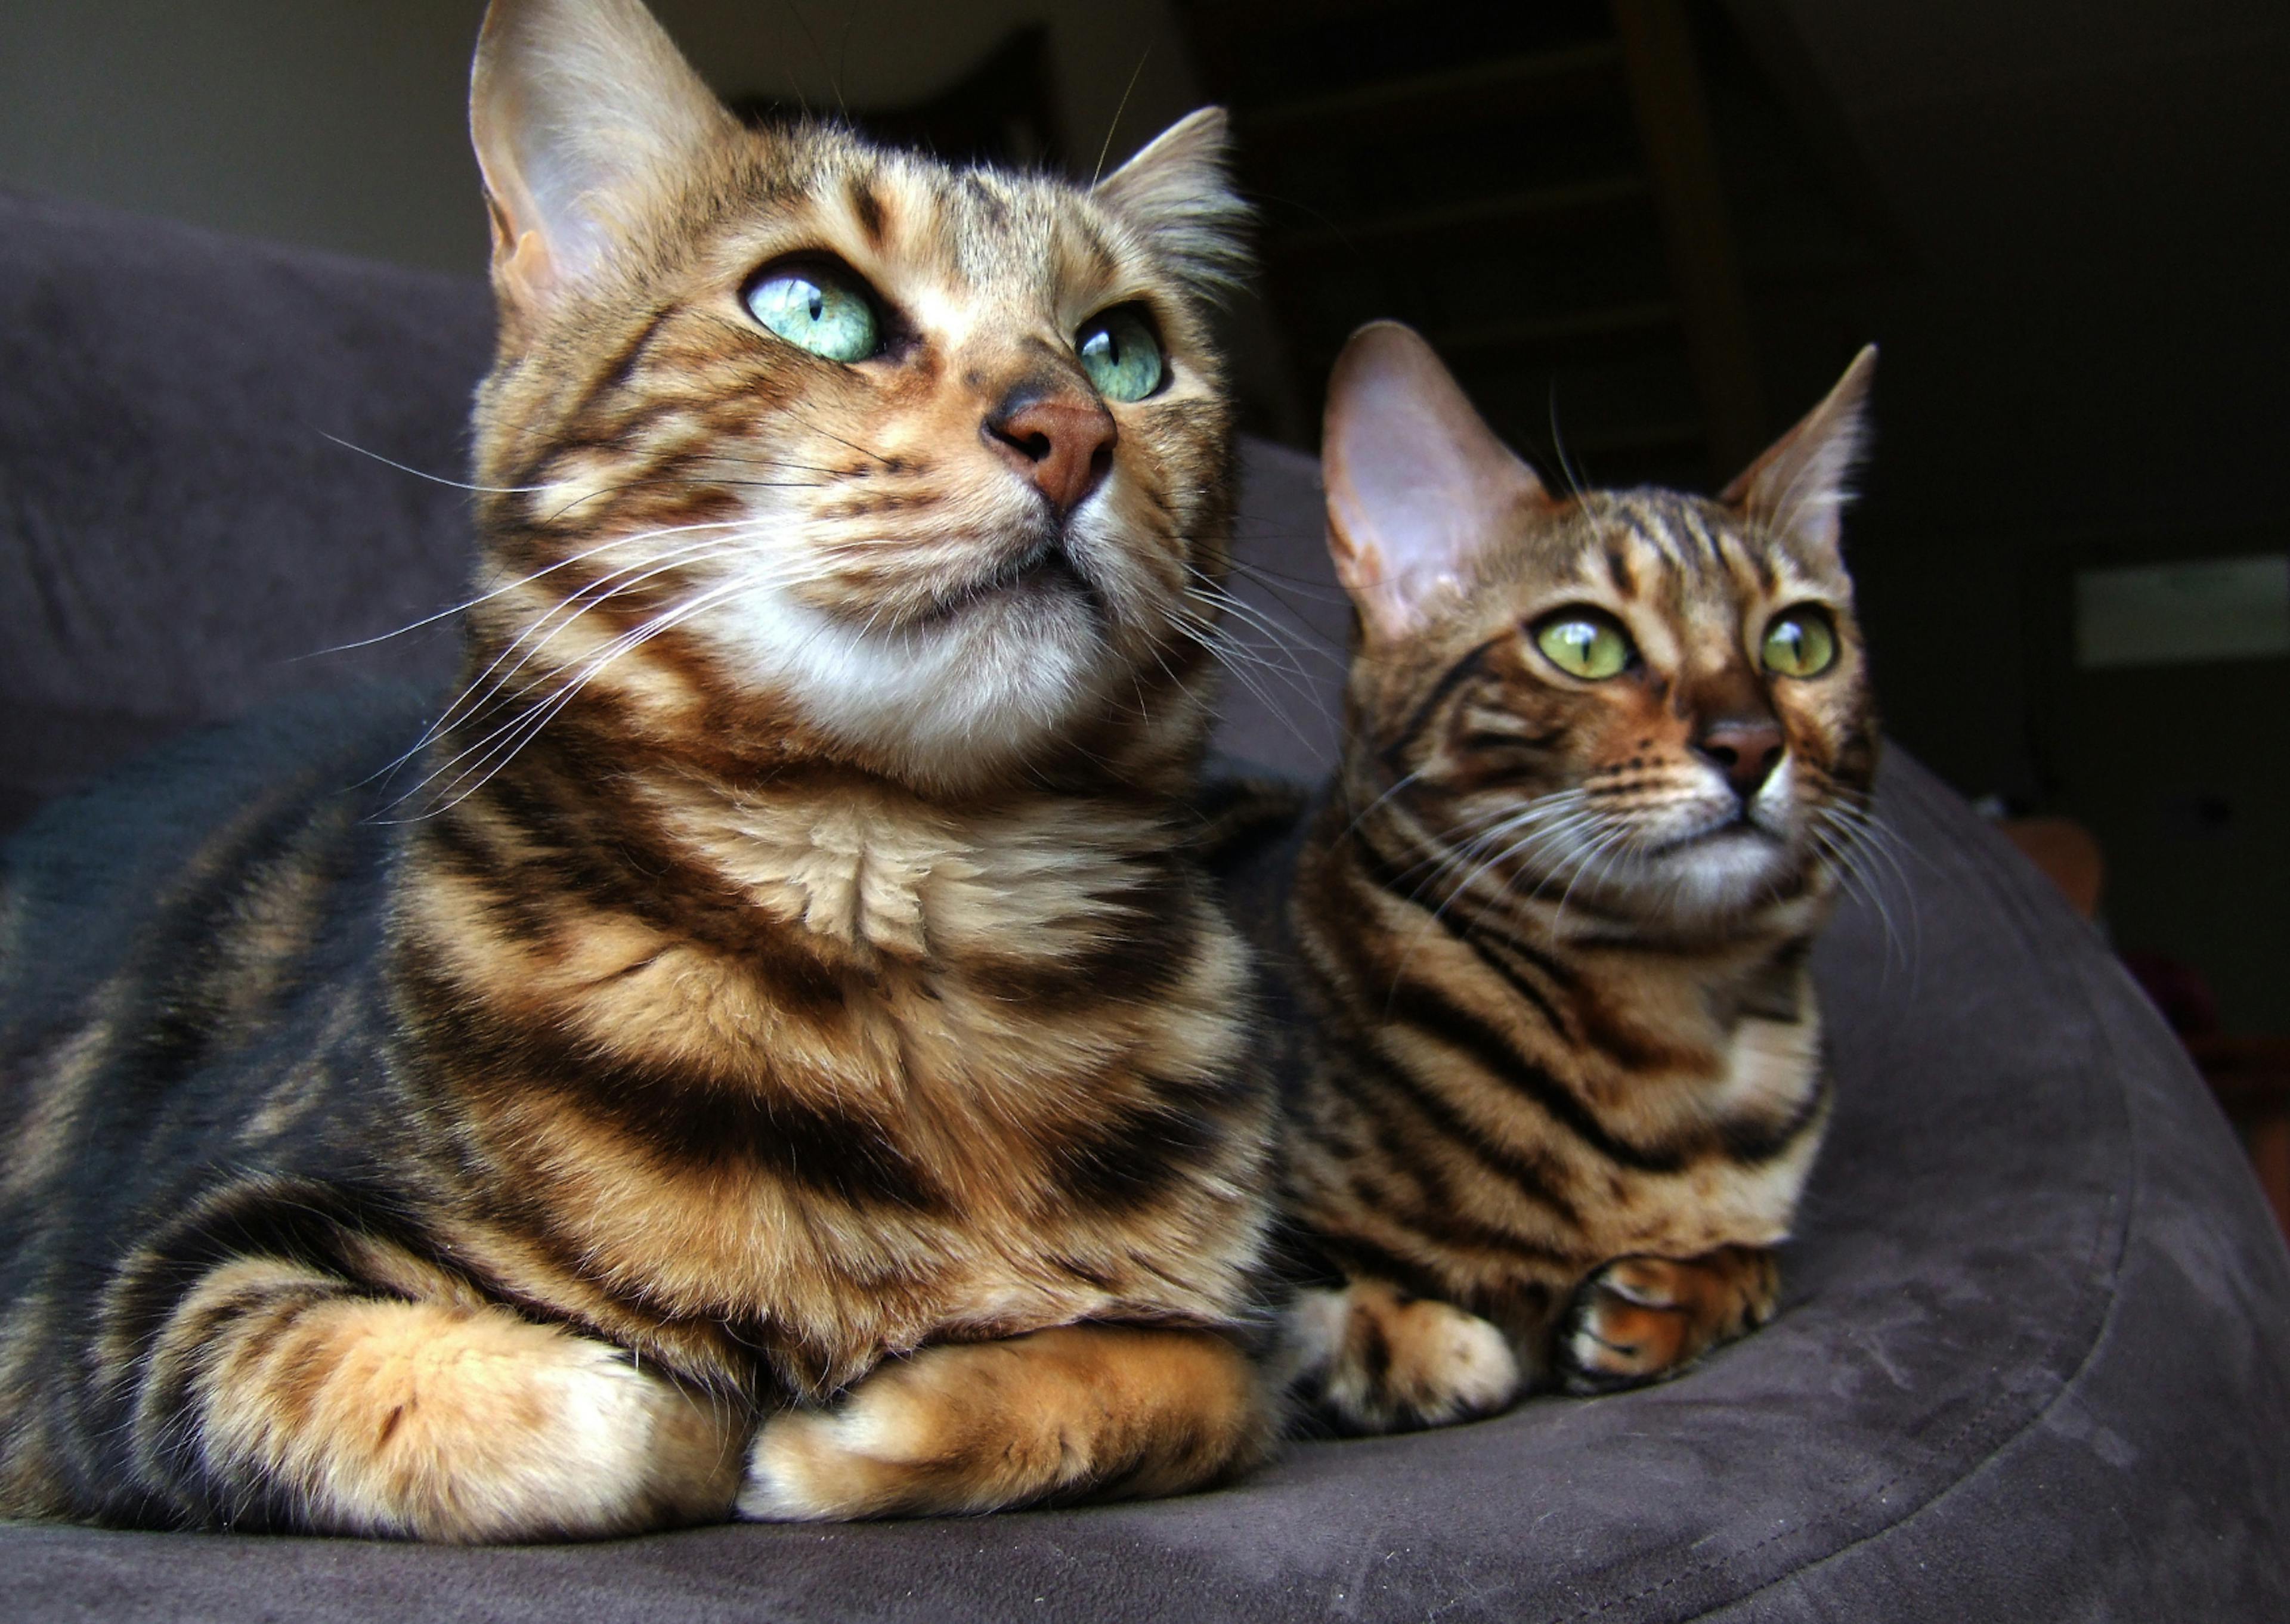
xmin=305 ymin=522 xmax=743 ymax=659
xmin=367 ymin=526 xmax=753 ymax=782
xmin=1093 ymin=45 xmax=1154 ymax=187
xmin=375 ymin=541 xmax=818 ymax=805
xmin=383 ymin=568 xmax=780 ymax=819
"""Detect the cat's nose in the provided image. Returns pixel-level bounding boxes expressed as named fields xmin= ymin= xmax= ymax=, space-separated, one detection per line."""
xmin=983 ymin=386 xmax=1116 ymax=517
xmin=1694 ymin=720 xmax=1785 ymax=799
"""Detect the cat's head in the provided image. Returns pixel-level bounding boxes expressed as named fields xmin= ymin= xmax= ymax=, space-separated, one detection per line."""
xmin=1319 ymin=323 xmax=1880 ymax=934
xmin=457 ymin=0 xmax=1246 ymax=794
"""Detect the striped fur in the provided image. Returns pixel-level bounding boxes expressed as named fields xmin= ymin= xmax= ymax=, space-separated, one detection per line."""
xmin=0 ymin=0 xmax=1278 ymax=1538
xmin=1277 ymin=326 xmax=1880 ymax=1431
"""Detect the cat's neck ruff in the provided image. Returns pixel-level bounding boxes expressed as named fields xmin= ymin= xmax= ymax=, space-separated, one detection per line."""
xmin=625 ymin=768 xmax=1178 ymax=965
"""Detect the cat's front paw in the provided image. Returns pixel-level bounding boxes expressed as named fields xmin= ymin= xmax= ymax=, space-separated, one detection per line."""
xmin=739 ymin=1326 xmax=1270 ymax=1520
xmin=1291 ymin=1281 xmax=1522 ymax=1434
xmin=1558 ymin=1245 xmax=1780 ymax=1394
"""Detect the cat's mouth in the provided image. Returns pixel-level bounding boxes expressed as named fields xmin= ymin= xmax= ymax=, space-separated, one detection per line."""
xmin=909 ymin=537 xmax=1102 ymax=630
xmin=1647 ymin=811 xmax=1786 ymax=857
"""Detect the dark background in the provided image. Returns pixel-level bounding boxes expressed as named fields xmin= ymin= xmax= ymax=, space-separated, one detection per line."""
xmin=2 ymin=0 xmax=2283 ymax=1030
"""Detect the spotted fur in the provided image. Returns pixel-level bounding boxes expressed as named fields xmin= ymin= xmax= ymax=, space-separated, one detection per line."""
xmin=1276 ymin=325 xmax=1880 ymax=1431
xmin=0 ymin=0 xmax=1277 ymax=1538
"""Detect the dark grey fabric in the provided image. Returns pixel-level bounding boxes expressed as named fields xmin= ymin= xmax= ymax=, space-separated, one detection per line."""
xmin=0 ymin=189 xmax=484 ymax=829
xmin=2 ymin=191 xmax=2286 ymax=1619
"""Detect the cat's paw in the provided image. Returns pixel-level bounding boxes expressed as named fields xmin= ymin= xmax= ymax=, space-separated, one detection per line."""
xmin=191 ymin=1293 xmax=747 ymax=1541
xmin=739 ymin=1326 xmax=1269 ymax=1520
xmin=1558 ymin=1246 xmax=1780 ymax=1394
xmin=1292 ymin=1281 xmax=1521 ymax=1434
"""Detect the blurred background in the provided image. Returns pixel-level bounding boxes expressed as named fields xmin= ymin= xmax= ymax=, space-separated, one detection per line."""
xmin=2 ymin=0 xmax=2284 ymax=1061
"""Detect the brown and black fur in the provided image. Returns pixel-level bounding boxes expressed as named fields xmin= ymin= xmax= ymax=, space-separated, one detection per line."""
xmin=1273 ymin=324 xmax=1881 ymax=1433
xmin=0 ymin=0 xmax=1276 ymax=1539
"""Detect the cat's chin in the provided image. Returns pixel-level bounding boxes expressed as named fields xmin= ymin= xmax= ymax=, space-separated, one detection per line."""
xmin=1611 ymin=824 xmax=1814 ymax=931
xmin=703 ymin=573 xmax=1114 ymax=785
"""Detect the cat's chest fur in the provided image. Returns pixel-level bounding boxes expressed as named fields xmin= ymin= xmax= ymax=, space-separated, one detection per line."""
xmin=671 ymin=784 xmax=1136 ymax=966
xmin=1556 ymin=943 xmax=1830 ymax=1256
xmin=392 ymin=779 xmax=1265 ymax=1394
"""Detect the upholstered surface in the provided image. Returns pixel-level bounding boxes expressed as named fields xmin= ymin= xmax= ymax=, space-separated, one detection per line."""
xmin=0 ymin=190 xmax=491 ymax=829
xmin=3 ymin=191 xmax=2286 ymax=1620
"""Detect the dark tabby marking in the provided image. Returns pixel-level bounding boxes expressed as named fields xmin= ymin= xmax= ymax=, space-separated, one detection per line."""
xmin=1273 ymin=323 xmax=1881 ymax=1431
xmin=0 ymin=0 xmax=1278 ymax=1539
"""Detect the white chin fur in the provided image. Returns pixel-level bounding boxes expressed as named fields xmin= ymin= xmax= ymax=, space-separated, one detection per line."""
xmin=703 ymin=574 xmax=1106 ymax=777
xmin=1639 ymin=828 xmax=1800 ymax=921
xmin=1594 ymin=773 xmax=1808 ymax=926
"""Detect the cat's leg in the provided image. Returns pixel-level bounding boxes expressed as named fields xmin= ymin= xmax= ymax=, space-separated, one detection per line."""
xmin=140 ymin=1259 xmax=747 ymax=1539
xmin=1281 ymin=1278 xmax=1522 ymax=1434
xmin=738 ymin=1324 xmax=1272 ymax=1520
xmin=1556 ymin=1244 xmax=1780 ymax=1393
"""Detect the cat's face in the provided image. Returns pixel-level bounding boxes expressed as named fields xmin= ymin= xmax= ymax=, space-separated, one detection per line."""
xmin=1322 ymin=324 xmax=1880 ymax=932
xmin=462 ymin=0 xmax=1246 ymax=791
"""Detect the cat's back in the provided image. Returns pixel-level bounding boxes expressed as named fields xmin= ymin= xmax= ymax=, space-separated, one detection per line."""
xmin=0 ymin=689 xmax=423 ymax=1476
xmin=1 ymin=687 xmax=422 ymax=1050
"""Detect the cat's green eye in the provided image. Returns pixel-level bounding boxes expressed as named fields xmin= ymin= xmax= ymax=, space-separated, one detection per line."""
xmin=1761 ymin=608 xmax=1839 ymax=678
xmin=1076 ymin=307 xmax=1165 ymax=402
xmin=1533 ymin=610 xmax=1634 ymax=680
xmin=745 ymin=265 xmax=881 ymax=362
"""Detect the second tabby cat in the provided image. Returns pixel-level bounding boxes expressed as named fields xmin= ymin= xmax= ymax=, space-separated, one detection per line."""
xmin=1276 ymin=324 xmax=1880 ymax=1432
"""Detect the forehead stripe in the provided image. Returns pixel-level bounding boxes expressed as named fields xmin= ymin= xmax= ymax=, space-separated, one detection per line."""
xmin=846 ymin=172 xmax=887 ymax=247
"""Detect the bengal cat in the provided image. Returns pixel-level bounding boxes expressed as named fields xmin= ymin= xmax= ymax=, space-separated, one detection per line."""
xmin=1276 ymin=323 xmax=1880 ymax=1433
xmin=0 ymin=0 xmax=1279 ymax=1538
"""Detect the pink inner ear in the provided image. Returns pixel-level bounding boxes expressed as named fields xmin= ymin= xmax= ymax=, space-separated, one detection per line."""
xmin=1720 ymin=344 xmax=1877 ymax=556
xmin=1322 ymin=323 xmax=1546 ymax=641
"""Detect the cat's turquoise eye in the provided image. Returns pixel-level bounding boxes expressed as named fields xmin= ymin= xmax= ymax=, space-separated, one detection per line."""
xmin=1076 ymin=307 xmax=1165 ymax=402
xmin=1533 ymin=610 xmax=1634 ymax=680
xmin=1761 ymin=607 xmax=1838 ymax=678
xmin=744 ymin=265 xmax=881 ymax=362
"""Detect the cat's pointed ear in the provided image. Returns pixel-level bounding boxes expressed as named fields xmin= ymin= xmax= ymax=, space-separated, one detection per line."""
xmin=471 ymin=0 xmax=738 ymax=318
xmin=1322 ymin=321 xmax=1549 ymax=643
xmin=1720 ymin=344 xmax=1879 ymax=556
xmin=1092 ymin=108 xmax=1251 ymax=297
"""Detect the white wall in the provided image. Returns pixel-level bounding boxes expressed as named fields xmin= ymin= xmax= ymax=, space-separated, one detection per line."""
xmin=0 ymin=0 xmax=1208 ymax=277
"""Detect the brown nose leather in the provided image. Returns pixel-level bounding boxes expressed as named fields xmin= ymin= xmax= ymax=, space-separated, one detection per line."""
xmin=983 ymin=388 xmax=1116 ymax=516
xmin=1695 ymin=719 xmax=1785 ymax=799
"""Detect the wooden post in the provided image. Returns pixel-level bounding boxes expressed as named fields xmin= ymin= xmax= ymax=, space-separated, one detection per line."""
xmin=1611 ymin=0 xmax=1766 ymax=479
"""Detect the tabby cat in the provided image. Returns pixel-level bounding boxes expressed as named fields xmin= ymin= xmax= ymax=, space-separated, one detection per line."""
xmin=1276 ymin=323 xmax=1879 ymax=1432
xmin=0 ymin=0 xmax=1280 ymax=1538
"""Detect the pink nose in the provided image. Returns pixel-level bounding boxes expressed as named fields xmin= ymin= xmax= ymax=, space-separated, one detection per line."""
xmin=984 ymin=389 xmax=1116 ymax=516
xmin=1695 ymin=720 xmax=1785 ymax=798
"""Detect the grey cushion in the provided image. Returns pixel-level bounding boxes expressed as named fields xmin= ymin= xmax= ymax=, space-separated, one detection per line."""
xmin=4 ymin=191 xmax=2287 ymax=1620
xmin=0 ymin=188 xmax=485 ymax=830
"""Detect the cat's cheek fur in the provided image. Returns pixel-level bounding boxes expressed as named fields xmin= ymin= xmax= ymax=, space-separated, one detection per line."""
xmin=184 ymin=1279 xmax=745 ymax=1541
xmin=736 ymin=1326 xmax=1274 ymax=1521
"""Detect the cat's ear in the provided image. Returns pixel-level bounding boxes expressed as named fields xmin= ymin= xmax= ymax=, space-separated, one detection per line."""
xmin=1322 ymin=321 xmax=1549 ymax=643
xmin=1719 ymin=345 xmax=1878 ymax=557
xmin=471 ymin=0 xmax=738 ymax=320
xmin=1092 ymin=108 xmax=1251 ymax=298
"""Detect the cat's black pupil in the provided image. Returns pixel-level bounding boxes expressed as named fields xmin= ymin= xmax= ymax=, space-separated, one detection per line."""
xmin=805 ymin=286 xmax=825 ymax=321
